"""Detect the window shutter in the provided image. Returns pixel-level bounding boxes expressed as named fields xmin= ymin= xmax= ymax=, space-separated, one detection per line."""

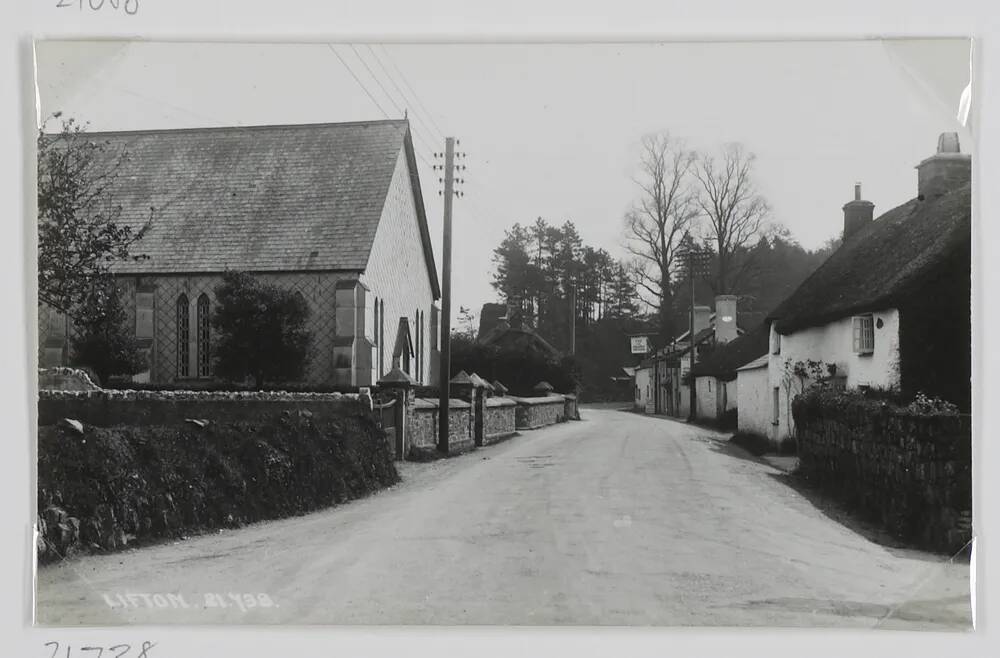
xmin=852 ymin=316 xmax=861 ymax=353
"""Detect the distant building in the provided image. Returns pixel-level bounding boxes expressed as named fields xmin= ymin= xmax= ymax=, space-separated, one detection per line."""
xmin=632 ymin=294 xmax=747 ymax=417
xmin=39 ymin=119 xmax=442 ymax=387
xmin=476 ymin=301 xmax=561 ymax=358
xmin=745 ymin=133 xmax=971 ymax=443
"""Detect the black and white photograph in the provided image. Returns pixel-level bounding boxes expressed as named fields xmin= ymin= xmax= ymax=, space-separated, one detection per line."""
xmin=31 ymin=38 xmax=973 ymax=629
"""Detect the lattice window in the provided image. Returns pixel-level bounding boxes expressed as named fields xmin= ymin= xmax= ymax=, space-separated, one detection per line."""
xmin=176 ymin=294 xmax=190 ymax=378
xmin=852 ymin=314 xmax=875 ymax=355
xmin=197 ymin=294 xmax=211 ymax=377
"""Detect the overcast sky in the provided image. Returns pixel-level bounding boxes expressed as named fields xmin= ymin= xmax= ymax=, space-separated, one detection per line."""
xmin=35 ymin=39 xmax=971 ymax=320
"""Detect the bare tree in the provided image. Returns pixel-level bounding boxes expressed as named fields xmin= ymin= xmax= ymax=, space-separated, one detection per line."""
xmin=623 ymin=133 xmax=699 ymax=343
xmin=693 ymin=142 xmax=770 ymax=294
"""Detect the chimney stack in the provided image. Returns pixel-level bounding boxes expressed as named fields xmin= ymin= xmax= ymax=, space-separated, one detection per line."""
xmin=916 ymin=132 xmax=971 ymax=199
xmin=843 ymin=182 xmax=875 ymax=240
xmin=714 ymin=295 xmax=738 ymax=344
xmin=693 ymin=305 xmax=711 ymax=338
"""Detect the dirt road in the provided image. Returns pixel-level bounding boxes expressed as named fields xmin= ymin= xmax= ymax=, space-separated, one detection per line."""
xmin=35 ymin=408 xmax=971 ymax=628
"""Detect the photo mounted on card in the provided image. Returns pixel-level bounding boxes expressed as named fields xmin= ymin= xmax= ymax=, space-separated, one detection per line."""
xmin=32 ymin=39 xmax=973 ymax=628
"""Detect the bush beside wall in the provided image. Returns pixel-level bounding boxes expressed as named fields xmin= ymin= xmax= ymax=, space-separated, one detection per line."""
xmin=792 ymin=388 xmax=971 ymax=552
xmin=37 ymin=405 xmax=396 ymax=562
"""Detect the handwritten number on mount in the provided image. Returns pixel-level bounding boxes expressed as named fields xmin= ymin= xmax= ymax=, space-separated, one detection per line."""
xmin=55 ymin=0 xmax=140 ymax=14
xmin=43 ymin=644 xmax=156 ymax=657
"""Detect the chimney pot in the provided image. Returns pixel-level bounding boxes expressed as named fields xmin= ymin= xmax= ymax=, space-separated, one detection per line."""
xmin=854 ymin=182 xmax=861 ymax=201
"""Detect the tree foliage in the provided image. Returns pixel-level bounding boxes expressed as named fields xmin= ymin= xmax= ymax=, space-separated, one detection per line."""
xmin=37 ymin=114 xmax=151 ymax=317
xmin=68 ymin=278 xmax=146 ymax=386
xmin=211 ymin=272 xmax=312 ymax=388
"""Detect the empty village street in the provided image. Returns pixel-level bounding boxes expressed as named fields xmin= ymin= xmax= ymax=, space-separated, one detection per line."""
xmin=36 ymin=408 xmax=971 ymax=629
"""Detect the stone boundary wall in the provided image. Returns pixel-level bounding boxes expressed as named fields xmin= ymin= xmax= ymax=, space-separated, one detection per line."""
xmin=484 ymin=397 xmax=517 ymax=445
xmin=38 ymin=389 xmax=365 ymax=428
xmin=408 ymin=398 xmax=474 ymax=456
xmin=509 ymin=394 xmax=568 ymax=430
xmin=792 ymin=389 xmax=971 ymax=553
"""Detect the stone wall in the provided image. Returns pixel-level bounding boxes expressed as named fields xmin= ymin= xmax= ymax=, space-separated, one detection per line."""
xmin=408 ymin=398 xmax=474 ymax=457
xmin=484 ymin=397 xmax=517 ymax=445
xmin=39 ymin=389 xmax=366 ymax=428
xmin=792 ymin=388 xmax=971 ymax=552
xmin=510 ymin=394 xmax=568 ymax=430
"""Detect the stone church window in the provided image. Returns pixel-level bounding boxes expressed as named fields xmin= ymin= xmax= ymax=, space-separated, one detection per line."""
xmin=197 ymin=293 xmax=211 ymax=377
xmin=176 ymin=294 xmax=190 ymax=378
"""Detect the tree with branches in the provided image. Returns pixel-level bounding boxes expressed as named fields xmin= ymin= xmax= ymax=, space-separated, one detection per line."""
xmin=693 ymin=142 xmax=770 ymax=294
xmin=37 ymin=114 xmax=152 ymax=317
xmin=623 ymin=133 xmax=699 ymax=344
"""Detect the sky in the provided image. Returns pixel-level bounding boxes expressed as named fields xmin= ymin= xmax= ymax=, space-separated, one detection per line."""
xmin=34 ymin=39 xmax=972 ymax=322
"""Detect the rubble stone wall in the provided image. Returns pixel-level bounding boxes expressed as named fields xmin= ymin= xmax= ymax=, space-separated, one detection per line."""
xmin=793 ymin=389 xmax=971 ymax=552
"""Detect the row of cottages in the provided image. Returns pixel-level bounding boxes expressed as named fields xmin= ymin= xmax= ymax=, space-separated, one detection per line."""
xmin=39 ymin=119 xmax=443 ymax=388
xmin=632 ymin=294 xmax=744 ymax=417
xmin=695 ymin=133 xmax=971 ymax=443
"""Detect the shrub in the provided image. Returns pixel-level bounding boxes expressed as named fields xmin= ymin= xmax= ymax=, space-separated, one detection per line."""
xmin=448 ymin=342 xmax=579 ymax=396
xmin=69 ymin=278 xmax=146 ymax=386
xmin=211 ymin=271 xmax=312 ymax=388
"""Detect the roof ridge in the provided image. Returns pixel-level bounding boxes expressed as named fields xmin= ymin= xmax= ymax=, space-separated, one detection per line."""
xmin=52 ymin=118 xmax=409 ymax=138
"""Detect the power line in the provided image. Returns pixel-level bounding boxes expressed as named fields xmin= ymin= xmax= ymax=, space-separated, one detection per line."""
xmin=349 ymin=44 xmax=404 ymax=117
xmin=366 ymin=45 xmax=446 ymax=147
xmin=349 ymin=45 xmax=441 ymax=160
xmin=376 ymin=44 xmax=448 ymax=141
xmin=325 ymin=44 xmax=392 ymax=120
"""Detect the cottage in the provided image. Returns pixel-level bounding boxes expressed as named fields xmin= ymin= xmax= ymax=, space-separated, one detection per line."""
xmin=635 ymin=294 xmax=746 ymax=417
xmin=688 ymin=323 xmax=770 ymax=423
xmin=751 ymin=133 xmax=971 ymax=443
xmin=39 ymin=119 xmax=442 ymax=388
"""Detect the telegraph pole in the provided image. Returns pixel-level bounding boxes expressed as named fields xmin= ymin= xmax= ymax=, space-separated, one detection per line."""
xmin=682 ymin=247 xmax=712 ymax=421
xmin=569 ymin=283 xmax=577 ymax=355
xmin=435 ymin=138 xmax=464 ymax=453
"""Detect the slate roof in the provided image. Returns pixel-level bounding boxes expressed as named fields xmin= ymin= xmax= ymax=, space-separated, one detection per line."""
xmin=768 ymin=182 xmax=970 ymax=335
xmin=690 ymin=323 xmax=770 ymax=381
xmin=73 ymin=120 xmax=439 ymax=295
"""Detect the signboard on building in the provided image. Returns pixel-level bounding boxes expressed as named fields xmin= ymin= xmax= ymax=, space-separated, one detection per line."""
xmin=630 ymin=335 xmax=650 ymax=354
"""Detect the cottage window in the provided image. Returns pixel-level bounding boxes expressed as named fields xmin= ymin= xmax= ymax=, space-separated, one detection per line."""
xmin=373 ymin=298 xmax=379 ymax=347
xmin=771 ymin=331 xmax=781 ymax=355
xmin=772 ymin=387 xmax=780 ymax=425
xmin=852 ymin=314 xmax=875 ymax=355
xmin=176 ymin=294 xmax=190 ymax=378
xmin=197 ymin=294 xmax=211 ymax=377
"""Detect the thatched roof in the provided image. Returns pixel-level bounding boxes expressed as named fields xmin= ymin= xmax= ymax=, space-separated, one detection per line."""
xmin=769 ymin=182 xmax=970 ymax=335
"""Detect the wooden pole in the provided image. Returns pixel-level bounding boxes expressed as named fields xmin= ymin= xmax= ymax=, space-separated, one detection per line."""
xmin=569 ymin=283 xmax=576 ymax=355
xmin=438 ymin=137 xmax=455 ymax=453
xmin=688 ymin=253 xmax=697 ymax=421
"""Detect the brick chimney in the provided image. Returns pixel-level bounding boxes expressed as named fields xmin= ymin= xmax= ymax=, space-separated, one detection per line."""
xmin=714 ymin=295 xmax=738 ymax=344
xmin=843 ymin=182 xmax=875 ymax=240
xmin=916 ymin=132 xmax=971 ymax=199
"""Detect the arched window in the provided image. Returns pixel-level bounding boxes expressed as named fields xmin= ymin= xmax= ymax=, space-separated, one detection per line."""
xmin=197 ymin=293 xmax=211 ymax=377
xmin=176 ymin=294 xmax=190 ymax=378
